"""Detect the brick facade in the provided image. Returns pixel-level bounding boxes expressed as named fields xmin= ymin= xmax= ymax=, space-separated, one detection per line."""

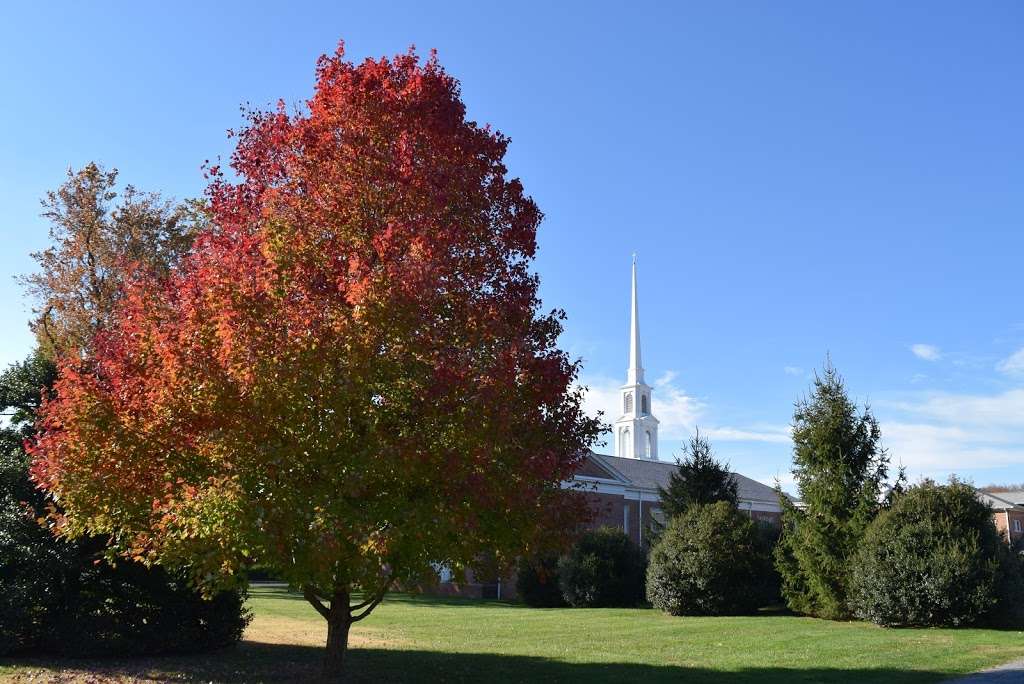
xmin=994 ymin=508 xmax=1024 ymax=545
xmin=979 ymin=490 xmax=1024 ymax=547
xmin=428 ymin=451 xmax=787 ymax=600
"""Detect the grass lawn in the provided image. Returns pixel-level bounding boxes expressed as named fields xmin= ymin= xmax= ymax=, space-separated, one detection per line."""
xmin=2 ymin=584 xmax=1023 ymax=682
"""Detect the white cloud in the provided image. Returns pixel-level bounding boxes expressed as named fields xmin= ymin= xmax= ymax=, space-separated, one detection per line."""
xmin=882 ymin=389 xmax=1024 ymax=428
xmin=996 ymin=348 xmax=1024 ymax=375
xmin=911 ymin=344 xmax=942 ymax=361
xmin=881 ymin=421 xmax=1024 ymax=472
xmin=704 ymin=426 xmax=792 ymax=444
xmin=783 ymin=366 xmax=803 ymax=376
xmin=652 ymin=383 xmax=705 ymax=439
xmin=876 ymin=387 xmax=1024 ymax=478
xmin=654 ymin=370 xmax=677 ymax=387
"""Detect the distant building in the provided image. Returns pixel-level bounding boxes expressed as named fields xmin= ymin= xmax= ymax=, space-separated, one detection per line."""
xmin=431 ymin=259 xmax=786 ymax=599
xmin=978 ymin=490 xmax=1024 ymax=545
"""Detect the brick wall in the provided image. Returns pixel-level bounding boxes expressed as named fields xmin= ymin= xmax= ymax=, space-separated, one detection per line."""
xmin=581 ymin=491 xmax=662 ymax=546
xmin=993 ymin=509 xmax=1024 ymax=545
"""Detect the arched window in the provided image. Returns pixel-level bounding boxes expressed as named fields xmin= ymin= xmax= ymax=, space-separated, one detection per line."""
xmin=620 ymin=428 xmax=631 ymax=457
xmin=641 ymin=394 xmax=648 ymax=414
xmin=645 ymin=431 xmax=653 ymax=458
xmin=623 ymin=393 xmax=633 ymax=414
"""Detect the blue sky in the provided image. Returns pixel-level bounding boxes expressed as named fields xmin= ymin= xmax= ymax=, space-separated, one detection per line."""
xmin=2 ymin=2 xmax=1022 ymax=490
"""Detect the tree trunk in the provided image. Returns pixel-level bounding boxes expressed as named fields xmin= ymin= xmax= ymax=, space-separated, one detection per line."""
xmin=322 ymin=587 xmax=351 ymax=681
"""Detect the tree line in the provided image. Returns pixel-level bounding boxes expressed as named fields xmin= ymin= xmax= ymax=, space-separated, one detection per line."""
xmin=518 ymin=362 xmax=1024 ymax=629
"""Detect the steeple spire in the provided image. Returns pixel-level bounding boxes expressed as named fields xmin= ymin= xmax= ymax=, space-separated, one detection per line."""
xmin=615 ymin=255 xmax=659 ymax=460
xmin=627 ymin=254 xmax=644 ymax=385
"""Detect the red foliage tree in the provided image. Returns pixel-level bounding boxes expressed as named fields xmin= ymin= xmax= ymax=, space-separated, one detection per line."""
xmin=30 ymin=44 xmax=600 ymax=677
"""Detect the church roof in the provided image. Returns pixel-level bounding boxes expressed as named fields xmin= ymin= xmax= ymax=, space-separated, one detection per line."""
xmin=588 ymin=452 xmax=786 ymax=504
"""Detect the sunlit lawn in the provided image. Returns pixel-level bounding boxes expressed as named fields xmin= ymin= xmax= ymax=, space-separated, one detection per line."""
xmin=2 ymin=584 xmax=1023 ymax=682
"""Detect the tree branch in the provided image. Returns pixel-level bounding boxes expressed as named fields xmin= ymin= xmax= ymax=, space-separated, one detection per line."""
xmin=302 ymin=585 xmax=331 ymax=620
xmin=350 ymin=572 xmax=397 ymax=622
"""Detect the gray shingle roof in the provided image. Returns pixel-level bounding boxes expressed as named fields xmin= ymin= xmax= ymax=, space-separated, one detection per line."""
xmin=592 ymin=452 xmax=786 ymax=504
xmin=994 ymin=490 xmax=1024 ymax=506
xmin=978 ymin=491 xmax=1024 ymax=510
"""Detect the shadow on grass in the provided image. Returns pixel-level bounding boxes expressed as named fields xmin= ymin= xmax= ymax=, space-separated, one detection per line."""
xmin=2 ymin=641 xmax=968 ymax=684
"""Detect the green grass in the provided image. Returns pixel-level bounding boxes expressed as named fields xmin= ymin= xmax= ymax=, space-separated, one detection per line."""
xmin=2 ymin=584 xmax=1023 ymax=682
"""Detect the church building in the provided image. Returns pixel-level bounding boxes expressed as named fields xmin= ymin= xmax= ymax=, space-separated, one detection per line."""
xmin=434 ymin=259 xmax=784 ymax=598
xmin=573 ymin=259 xmax=784 ymax=547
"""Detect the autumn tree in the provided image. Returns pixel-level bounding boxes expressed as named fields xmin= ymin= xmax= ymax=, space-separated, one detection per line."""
xmin=30 ymin=44 xmax=600 ymax=677
xmin=658 ymin=430 xmax=738 ymax=520
xmin=774 ymin=361 xmax=888 ymax=620
xmin=20 ymin=163 xmax=201 ymax=358
xmin=1 ymin=352 xmax=249 ymax=656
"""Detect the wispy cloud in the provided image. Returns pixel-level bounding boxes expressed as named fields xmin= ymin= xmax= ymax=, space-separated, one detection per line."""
xmin=654 ymin=370 xmax=678 ymax=387
xmin=882 ymin=389 xmax=1024 ymax=428
xmin=783 ymin=366 xmax=803 ymax=376
xmin=996 ymin=348 xmax=1024 ymax=375
xmin=881 ymin=421 xmax=1024 ymax=473
xmin=911 ymin=344 xmax=942 ymax=361
xmin=704 ymin=426 xmax=791 ymax=444
xmin=877 ymin=388 xmax=1024 ymax=478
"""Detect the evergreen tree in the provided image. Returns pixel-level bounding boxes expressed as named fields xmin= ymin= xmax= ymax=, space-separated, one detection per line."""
xmin=658 ymin=430 xmax=738 ymax=519
xmin=774 ymin=360 xmax=889 ymax=620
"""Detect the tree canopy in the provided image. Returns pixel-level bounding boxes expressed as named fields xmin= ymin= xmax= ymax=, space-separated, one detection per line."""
xmin=20 ymin=163 xmax=200 ymax=359
xmin=29 ymin=44 xmax=600 ymax=676
xmin=658 ymin=430 xmax=738 ymax=520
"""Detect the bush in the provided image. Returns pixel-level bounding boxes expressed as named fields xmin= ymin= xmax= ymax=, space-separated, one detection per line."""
xmin=646 ymin=502 xmax=772 ymax=615
xmin=992 ymin=546 xmax=1024 ymax=627
xmin=557 ymin=527 xmax=645 ymax=607
xmin=516 ymin=554 xmax=566 ymax=607
xmin=752 ymin=520 xmax=784 ymax=606
xmin=849 ymin=479 xmax=1008 ymax=627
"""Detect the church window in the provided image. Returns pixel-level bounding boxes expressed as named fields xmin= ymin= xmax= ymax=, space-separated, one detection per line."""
xmin=624 ymin=393 xmax=633 ymax=414
xmin=641 ymin=394 xmax=648 ymax=414
xmin=645 ymin=431 xmax=653 ymax=458
xmin=620 ymin=427 xmax=630 ymax=457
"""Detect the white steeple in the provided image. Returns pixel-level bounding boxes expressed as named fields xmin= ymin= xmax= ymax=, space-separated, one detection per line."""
xmin=627 ymin=255 xmax=643 ymax=385
xmin=614 ymin=256 xmax=659 ymax=460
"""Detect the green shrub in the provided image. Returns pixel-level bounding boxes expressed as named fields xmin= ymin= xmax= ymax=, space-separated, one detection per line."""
xmin=848 ymin=479 xmax=1007 ymax=627
xmin=0 ymin=464 xmax=251 ymax=656
xmin=557 ymin=527 xmax=645 ymax=607
xmin=646 ymin=502 xmax=772 ymax=615
xmin=992 ymin=546 xmax=1024 ymax=627
xmin=752 ymin=520 xmax=784 ymax=606
xmin=516 ymin=554 xmax=566 ymax=607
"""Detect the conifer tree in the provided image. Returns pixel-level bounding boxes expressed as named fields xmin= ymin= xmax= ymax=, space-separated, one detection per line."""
xmin=658 ymin=430 xmax=738 ymax=519
xmin=774 ymin=360 xmax=889 ymax=620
